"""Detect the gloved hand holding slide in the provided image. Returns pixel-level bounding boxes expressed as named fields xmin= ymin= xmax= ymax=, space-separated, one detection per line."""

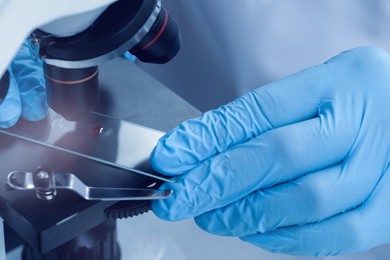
xmin=151 ymin=47 xmax=390 ymax=256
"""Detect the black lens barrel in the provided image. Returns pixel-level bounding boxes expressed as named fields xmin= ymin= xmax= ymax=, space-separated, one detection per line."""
xmin=44 ymin=64 xmax=99 ymax=121
xmin=130 ymin=8 xmax=181 ymax=64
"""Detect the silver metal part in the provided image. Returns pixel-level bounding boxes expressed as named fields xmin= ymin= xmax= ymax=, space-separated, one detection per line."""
xmin=8 ymin=171 xmax=172 ymax=201
xmin=28 ymin=37 xmax=40 ymax=63
xmin=34 ymin=170 xmax=57 ymax=200
xmin=42 ymin=0 xmax=162 ymax=69
xmin=36 ymin=188 xmax=57 ymax=201
xmin=0 ymin=110 xmax=173 ymax=183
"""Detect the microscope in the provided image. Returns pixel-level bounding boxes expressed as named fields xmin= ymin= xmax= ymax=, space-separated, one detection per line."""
xmin=0 ymin=0 xmax=198 ymax=259
xmin=31 ymin=0 xmax=181 ymax=121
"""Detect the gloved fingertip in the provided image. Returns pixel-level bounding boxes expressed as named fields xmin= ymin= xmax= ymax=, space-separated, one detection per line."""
xmin=150 ymin=143 xmax=173 ymax=175
xmin=20 ymin=86 xmax=48 ymax=122
xmin=240 ymin=233 xmax=288 ymax=254
xmin=150 ymin=139 xmax=191 ymax=176
xmin=239 ymin=236 xmax=251 ymax=243
xmin=0 ymin=104 xmax=22 ymax=128
xmin=194 ymin=214 xmax=212 ymax=231
xmin=0 ymin=75 xmax=22 ymax=128
xmin=150 ymin=181 xmax=176 ymax=220
xmin=239 ymin=234 xmax=265 ymax=247
xmin=151 ymin=194 xmax=183 ymax=221
xmin=195 ymin=212 xmax=238 ymax=237
xmin=122 ymin=52 xmax=137 ymax=62
xmin=22 ymin=105 xmax=48 ymax=122
xmin=151 ymin=199 xmax=174 ymax=221
xmin=0 ymin=113 xmax=20 ymax=129
xmin=151 ymin=118 xmax=210 ymax=176
xmin=151 ymin=182 xmax=193 ymax=221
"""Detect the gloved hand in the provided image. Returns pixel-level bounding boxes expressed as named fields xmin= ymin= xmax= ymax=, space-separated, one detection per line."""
xmin=150 ymin=47 xmax=390 ymax=256
xmin=0 ymin=41 xmax=47 ymax=128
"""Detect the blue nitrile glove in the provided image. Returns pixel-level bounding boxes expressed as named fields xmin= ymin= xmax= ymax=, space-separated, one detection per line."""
xmin=151 ymin=47 xmax=390 ymax=256
xmin=0 ymin=41 xmax=47 ymax=128
xmin=122 ymin=52 xmax=137 ymax=62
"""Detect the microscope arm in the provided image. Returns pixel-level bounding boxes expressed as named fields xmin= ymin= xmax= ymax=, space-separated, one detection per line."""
xmin=0 ymin=0 xmax=118 ymax=76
